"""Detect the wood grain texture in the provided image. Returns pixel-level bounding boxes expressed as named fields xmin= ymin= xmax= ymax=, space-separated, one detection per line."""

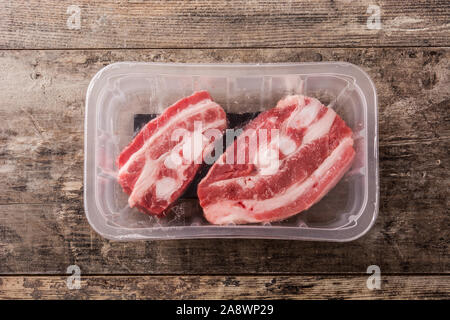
xmin=0 ymin=48 xmax=448 ymax=274
xmin=0 ymin=275 xmax=448 ymax=299
xmin=0 ymin=0 xmax=449 ymax=49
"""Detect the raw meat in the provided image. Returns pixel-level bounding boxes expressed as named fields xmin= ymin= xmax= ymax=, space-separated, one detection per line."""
xmin=132 ymin=112 xmax=261 ymax=199
xmin=117 ymin=91 xmax=226 ymax=215
xmin=197 ymin=95 xmax=355 ymax=224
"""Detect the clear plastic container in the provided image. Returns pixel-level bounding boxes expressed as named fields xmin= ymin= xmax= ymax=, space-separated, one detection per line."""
xmin=84 ymin=62 xmax=378 ymax=241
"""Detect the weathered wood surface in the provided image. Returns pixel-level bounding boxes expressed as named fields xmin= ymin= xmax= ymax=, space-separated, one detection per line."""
xmin=0 ymin=48 xmax=448 ymax=274
xmin=0 ymin=275 xmax=448 ymax=299
xmin=0 ymin=1 xmax=449 ymax=49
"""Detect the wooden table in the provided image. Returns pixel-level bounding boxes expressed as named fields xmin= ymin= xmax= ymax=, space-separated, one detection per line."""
xmin=0 ymin=1 xmax=448 ymax=299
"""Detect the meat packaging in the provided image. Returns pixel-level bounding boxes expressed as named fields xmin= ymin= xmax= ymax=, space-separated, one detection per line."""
xmin=85 ymin=62 xmax=378 ymax=241
xmin=117 ymin=91 xmax=226 ymax=215
xmin=197 ymin=95 xmax=355 ymax=224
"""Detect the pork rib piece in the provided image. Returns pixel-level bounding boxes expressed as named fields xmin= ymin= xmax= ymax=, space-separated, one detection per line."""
xmin=197 ymin=95 xmax=355 ymax=224
xmin=117 ymin=91 xmax=226 ymax=215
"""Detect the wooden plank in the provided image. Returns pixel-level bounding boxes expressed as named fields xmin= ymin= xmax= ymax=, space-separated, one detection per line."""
xmin=0 ymin=275 xmax=448 ymax=299
xmin=0 ymin=48 xmax=449 ymax=274
xmin=0 ymin=1 xmax=449 ymax=49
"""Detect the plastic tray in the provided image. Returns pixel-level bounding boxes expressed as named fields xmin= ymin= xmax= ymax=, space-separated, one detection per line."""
xmin=84 ymin=62 xmax=378 ymax=241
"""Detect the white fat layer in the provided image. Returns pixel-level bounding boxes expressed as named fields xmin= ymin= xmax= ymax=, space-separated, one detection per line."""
xmin=204 ymin=204 xmax=261 ymax=225
xmin=164 ymin=152 xmax=180 ymax=169
xmin=302 ymin=108 xmax=336 ymax=145
xmin=287 ymin=96 xmax=321 ymax=128
xmin=296 ymin=98 xmax=321 ymax=127
xmin=155 ymin=177 xmax=178 ymax=200
xmin=256 ymin=143 xmax=280 ymax=176
xmin=128 ymin=155 xmax=157 ymax=207
xmin=211 ymin=176 xmax=257 ymax=188
xmin=235 ymin=177 xmax=256 ymax=189
xmin=278 ymin=136 xmax=296 ymax=155
xmin=119 ymin=99 xmax=218 ymax=176
xmin=206 ymin=137 xmax=353 ymax=218
xmin=276 ymin=95 xmax=301 ymax=109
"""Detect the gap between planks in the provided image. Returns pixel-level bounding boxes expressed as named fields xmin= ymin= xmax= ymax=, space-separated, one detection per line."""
xmin=0 ymin=46 xmax=450 ymax=51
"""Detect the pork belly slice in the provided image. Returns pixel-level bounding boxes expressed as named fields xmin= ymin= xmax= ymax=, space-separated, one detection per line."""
xmin=197 ymin=95 xmax=355 ymax=224
xmin=117 ymin=91 xmax=226 ymax=215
